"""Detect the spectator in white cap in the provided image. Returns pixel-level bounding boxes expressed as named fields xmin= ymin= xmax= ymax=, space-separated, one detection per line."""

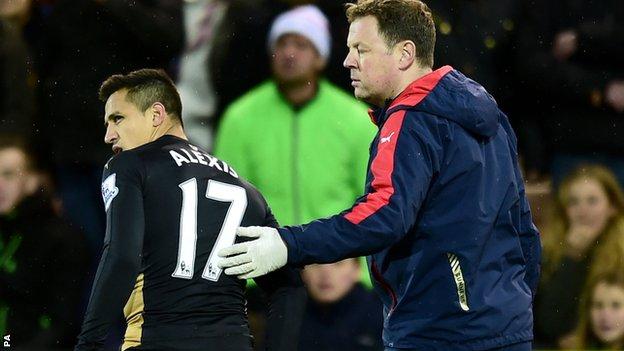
xmin=261 ymin=4 xmax=332 ymax=106
xmin=214 ymin=3 xmax=376 ymax=318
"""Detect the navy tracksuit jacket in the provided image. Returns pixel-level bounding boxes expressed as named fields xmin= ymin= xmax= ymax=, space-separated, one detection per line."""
xmin=279 ymin=66 xmax=541 ymax=350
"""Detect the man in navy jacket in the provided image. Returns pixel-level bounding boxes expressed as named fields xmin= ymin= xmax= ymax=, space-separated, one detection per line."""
xmin=219 ymin=1 xmax=541 ymax=350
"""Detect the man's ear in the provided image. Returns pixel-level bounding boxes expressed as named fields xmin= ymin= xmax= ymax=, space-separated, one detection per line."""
xmin=151 ymin=102 xmax=167 ymax=127
xmin=397 ymin=40 xmax=417 ymax=70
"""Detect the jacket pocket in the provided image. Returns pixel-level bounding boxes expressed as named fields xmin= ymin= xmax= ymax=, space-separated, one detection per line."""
xmin=447 ymin=252 xmax=469 ymax=311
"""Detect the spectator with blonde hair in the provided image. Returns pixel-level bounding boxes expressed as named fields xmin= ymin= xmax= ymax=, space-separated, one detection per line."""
xmin=575 ymin=269 xmax=624 ymax=350
xmin=535 ymin=165 xmax=624 ymax=347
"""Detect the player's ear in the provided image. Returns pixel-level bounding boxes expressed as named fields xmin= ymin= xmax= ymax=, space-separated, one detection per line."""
xmin=151 ymin=102 xmax=166 ymax=127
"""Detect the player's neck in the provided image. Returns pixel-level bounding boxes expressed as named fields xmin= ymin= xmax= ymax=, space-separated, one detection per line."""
xmin=165 ymin=125 xmax=188 ymax=141
xmin=150 ymin=122 xmax=188 ymax=142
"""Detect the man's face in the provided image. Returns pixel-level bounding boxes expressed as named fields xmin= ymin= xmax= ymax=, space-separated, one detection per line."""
xmin=302 ymin=259 xmax=360 ymax=304
xmin=104 ymin=89 xmax=154 ymax=154
xmin=344 ymin=16 xmax=399 ymax=106
xmin=0 ymin=148 xmax=32 ymax=215
xmin=271 ymin=33 xmax=324 ymax=86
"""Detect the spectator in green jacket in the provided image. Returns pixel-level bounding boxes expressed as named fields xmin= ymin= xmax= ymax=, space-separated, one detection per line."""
xmin=214 ymin=5 xmax=375 ymax=231
xmin=214 ymin=7 xmax=375 ymax=348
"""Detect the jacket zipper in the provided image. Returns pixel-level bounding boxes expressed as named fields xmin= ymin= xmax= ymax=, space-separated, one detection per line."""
xmin=371 ymin=260 xmax=398 ymax=315
xmin=291 ymin=113 xmax=301 ymax=224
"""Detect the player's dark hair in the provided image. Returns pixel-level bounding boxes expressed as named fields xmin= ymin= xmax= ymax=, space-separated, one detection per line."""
xmin=0 ymin=134 xmax=35 ymax=170
xmin=345 ymin=0 xmax=436 ymax=68
xmin=99 ymin=68 xmax=183 ymax=126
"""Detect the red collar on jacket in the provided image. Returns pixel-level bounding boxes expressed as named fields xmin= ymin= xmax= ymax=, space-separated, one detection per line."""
xmin=368 ymin=65 xmax=454 ymax=126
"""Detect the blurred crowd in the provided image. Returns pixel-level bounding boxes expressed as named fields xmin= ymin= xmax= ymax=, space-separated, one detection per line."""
xmin=0 ymin=0 xmax=623 ymax=350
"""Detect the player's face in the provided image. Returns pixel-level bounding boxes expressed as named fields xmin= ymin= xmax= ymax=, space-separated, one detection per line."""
xmin=271 ymin=33 xmax=324 ymax=86
xmin=590 ymin=282 xmax=624 ymax=344
xmin=344 ymin=16 xmax=401 ymax=107
xmin=0 ymin=148 xmax=33 ymax=215
xmin=301 ymin=258 xmax=360 ymax=304
xmin=104 ymin=89 xmax=155 ymax=154
xmin=565 ymin=178 xmax=615 ymax=232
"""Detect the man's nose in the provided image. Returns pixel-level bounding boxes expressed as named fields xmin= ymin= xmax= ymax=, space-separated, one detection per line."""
xmin=104 ymin=125 xmax=118 ymax=144
xmin=281 ymin=44 xmax=298 ymax=59
xmin=343 ymin=51 xmax=356 ymax=69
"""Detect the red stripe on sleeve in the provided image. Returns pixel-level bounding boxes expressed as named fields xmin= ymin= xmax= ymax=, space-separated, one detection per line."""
xmin=344 ymin=110 xmax=407 ymax=225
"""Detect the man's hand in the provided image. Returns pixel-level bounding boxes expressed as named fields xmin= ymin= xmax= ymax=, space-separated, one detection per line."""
xmin=218 ymin=226 xmax=288 ymax=279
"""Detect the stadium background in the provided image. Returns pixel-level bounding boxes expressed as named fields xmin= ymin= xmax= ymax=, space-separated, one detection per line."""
xmin=0 ymin=0 xmax=623 ymax=349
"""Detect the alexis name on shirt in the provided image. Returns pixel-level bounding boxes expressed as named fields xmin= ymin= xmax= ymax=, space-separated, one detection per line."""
xmin=169 ymin=144 xmax=238 ymax=178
